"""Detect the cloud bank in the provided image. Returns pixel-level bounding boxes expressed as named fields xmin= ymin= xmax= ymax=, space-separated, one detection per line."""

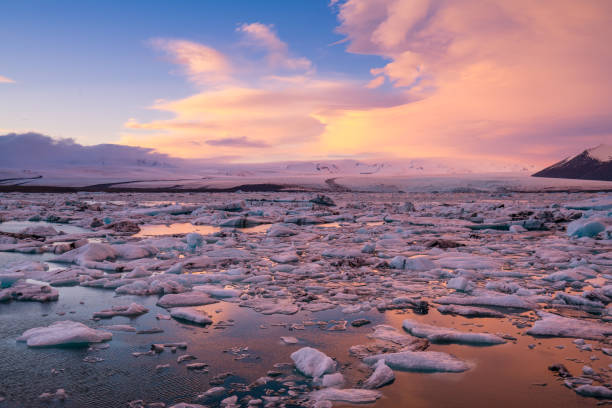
xmin=0 ymin=133 xmax=175 ymax=169
xmin=333 ymin=0 xmax=612 ymax=163
xmin=121 ymin=20 xmax=411 ymax=162
xmin=121 ymin=1 xmax=612 ymax=167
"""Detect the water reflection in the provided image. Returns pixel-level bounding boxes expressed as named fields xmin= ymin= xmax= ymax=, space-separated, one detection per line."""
xmin=134 ymin=222 xmax=271 ymax=237
xmin=0 ymin=281 xmax=602 ymax=408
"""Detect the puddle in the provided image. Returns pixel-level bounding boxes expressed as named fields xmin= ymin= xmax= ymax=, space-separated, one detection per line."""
xmin=134 ymin=222 xmax=271 ymax=237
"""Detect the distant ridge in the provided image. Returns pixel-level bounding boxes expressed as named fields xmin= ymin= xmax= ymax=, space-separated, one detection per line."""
xmin=533 ymin=145 xmax=612 ymax=181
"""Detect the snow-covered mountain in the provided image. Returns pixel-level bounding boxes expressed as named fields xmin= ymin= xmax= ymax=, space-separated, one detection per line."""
xmin=0 ymin=132 xmax=536 ymax=188
xmin=532 ymin=144 xmax=612 ymax=181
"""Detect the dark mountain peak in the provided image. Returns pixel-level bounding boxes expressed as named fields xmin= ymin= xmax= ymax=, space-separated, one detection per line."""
xmin=532 ymin=145 xmax=612 ymax=181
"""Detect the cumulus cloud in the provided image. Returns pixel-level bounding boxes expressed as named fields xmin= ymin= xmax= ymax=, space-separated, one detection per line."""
xmin=124 ymin=2 xmax=612 ymax=166
xmin=237 ymin=23 xmax=312 ymax=71
xmin=150 ymin=38 xmax=233 ymax=86
xmin=0 ymin=133 xmax=175 ymax=169
xmin=0 ymin=75 xmax=15 ymax=84
xmin=332 ymin=0 xmax=612 ymax=162
xmin=123 ymin=26 xmax=410 ymax=161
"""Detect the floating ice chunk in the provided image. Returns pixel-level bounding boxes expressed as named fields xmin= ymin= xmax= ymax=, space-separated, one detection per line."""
xmin=165 ymin=262 xmax=183 ymax=275
xmin=271 ymin=252 xmax=299 ymax=263
xmin=281 ymin=336 xmax=299 ymax=344
xmin=322 ymin=248 xmax=362 ymax=258
xmin=402 ymin=320 xmax=506 ymax=345
xmin=170 ymin=307 xmax=212 ymax=325
xmin=309 ymin=389 xmax=381 ymax=404
xmin=194 ymin=387 xmax=227 ymax=404
xmin=574 ymin=385 xmax=612 ymax=399
xmin=544 ymin=266 xmax=596 ymax=282
xmin=53 ymin=243 xmax=117 ymax=265
xmin=435 ymin=294 xmax=536 ymax=309
xmin=19 ymin=225 xmax=58 ymax=236
xmin=209 ymin=200 xmax=247 ymax=212
xmin=319 ymin=372 xmax=345 ymax=388
xmin=284 ymin=215 xmax=325 ymax=225
xmin=39 ymin=388 xmax=67 ymax=402
xmin=361 ymin=243 xmax=376 ymax=253
xmin=0 ymin=272 xmax=24 ymax=288
xmin=362 ymin=359 xmax=395 ymax=389
xmin=205 ymin=248 xmax=252 ymax=262
xmin=555 ymin=292 xmax=604 ymax=308
xmin=193 ymin=285 xmax=240 ymax=298
xmin=114 ymin=244 xmax=157 ymax=260
xmin=535 ymin=248 xmax=570 ymax=263
xmin=18 ymin=321 xmax=112 ymax=347
xmin=291 ymin=347 xmax=336 ymax=378
xmin=447 ymin=277 xmax=473 ymax=292
xmin=436 ymin=253 xmax=500 ymax=270
xmin=1 ymin=281 xmax=59 ymax=302
xmin=185 ymin=233 xmax=203 ymax=249
xmin=567 ymin=217 xmax=607 ymax=238
xmin=93 ymin=303 xmax=148 ymax=318
xmin=527 ymin=312 xmax=612 ymax=340
xmin=564 ymin=197 xmax=612 ymax=211
xmin=169 ymin=403 xmax=208 ymax=408
xmin=239 ymin=298 xmax=299 ymax=315
xmin=157 ymin=292 xmax=219 ymax=308
xmin=115 ymin=280 xmax=150 ymax=296
xmin=217 ymin=216 xmax=246 ymax=227
xmin=363 ymin=351 xmax=470 ymax=373
xmin=220 ymin=395 xmax=238 ymax=406
xmin=102 ymin=324 xmax=136 ymax=332
xmin=368 ymin=325 xmax=419 ymax=347
xmin=125 ymin=266 xmax=152 ymax=279
xmin=509 ymin=225 xmax=527 ymax=233
xmin=437 ymin=305 xmax=505 ymax=318
xmin=582 ymin=365 xmax=596 ymax=376
xmin=390 ymin=255 xmax=435 ymax=271
xmin=128 ymin=204 xmax=198 ymax=216
xmin=267 ymin=224 xmax=297 ymax=237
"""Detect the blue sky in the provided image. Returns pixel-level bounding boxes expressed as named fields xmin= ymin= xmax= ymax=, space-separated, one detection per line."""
xmin=1 ymin=0 xmax=610 ymax=166
xmin=0 ymin=0 xmax=382 ymax=144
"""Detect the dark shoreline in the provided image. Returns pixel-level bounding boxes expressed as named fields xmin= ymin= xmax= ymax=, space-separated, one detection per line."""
xmin=0 ymin=184 xmax=611 ymax=194
xmin=0 ymin=183 xmax=316 ymax=194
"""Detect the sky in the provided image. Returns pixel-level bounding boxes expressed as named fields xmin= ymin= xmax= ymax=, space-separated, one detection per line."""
xmin=1 ymin=0 xmax=611 ymax=168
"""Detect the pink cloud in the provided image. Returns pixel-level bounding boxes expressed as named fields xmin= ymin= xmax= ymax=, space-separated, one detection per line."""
xmin=125 ymin=3 xmax=612 ymax=167
xmin=237 ymin=23 xmax=312 ymax=71
xmin=0 ymin=74 xmax=15 ymax=84
xmin=150 ymin=38 xmax=233 ymax=86
xmin=331 ymin=0 xmax=612 ymax=163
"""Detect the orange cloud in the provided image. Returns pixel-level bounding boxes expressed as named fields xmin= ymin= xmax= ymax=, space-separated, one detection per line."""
xmin=334 ymin=0 xmax=612 ymax=163
xmin=0 ymin=75 xmax=15 ymax=84
xmin=150 ymin=38 xmax=233 ymax=86
xmin=123 ymin=30 xmax=410 ymax=161
xmin=237 ymin=23 xmax=312 ymax=71
xmin=124 ymin=2 xmax=612 ymax=167
xmin=122 ymin=75 xmax=410 ymax=160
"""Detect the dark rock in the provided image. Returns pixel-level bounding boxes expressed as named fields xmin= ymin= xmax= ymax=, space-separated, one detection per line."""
xmin=309 ymin=194 xmax=336 ymax=207
xmin=351 ymin=319 xmax=371 ymax=327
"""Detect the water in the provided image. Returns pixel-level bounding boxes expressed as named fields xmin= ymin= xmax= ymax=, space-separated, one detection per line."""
xmin=0 ymin=221 xmax=90 ymax=235
xmin=134 ymin=222 xmax=344 ymax=237
xmin=0 ymin=282 xmax=601 ymax=407
xmin=0 ymin=191 xmax=608 ymax=407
